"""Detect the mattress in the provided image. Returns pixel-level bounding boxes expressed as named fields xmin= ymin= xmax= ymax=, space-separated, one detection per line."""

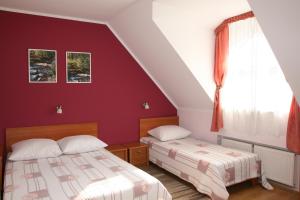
xmin=141 ymin=136 xmax=263 ymax=200
xmin=4 ymin=149 xmax=171 ymax=200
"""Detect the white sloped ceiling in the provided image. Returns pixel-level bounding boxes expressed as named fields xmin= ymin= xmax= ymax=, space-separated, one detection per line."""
xmin=108 ymin=0 xmax=212 ymax=109
xmin=0 ymin=0 xmax=137 ymax=22
xmin=248 ymin=0 xmax=300 ymax=101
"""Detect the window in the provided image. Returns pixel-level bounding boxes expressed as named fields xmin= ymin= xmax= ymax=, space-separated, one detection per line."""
xmin=221 ymin=17 xmax=292 ymax=137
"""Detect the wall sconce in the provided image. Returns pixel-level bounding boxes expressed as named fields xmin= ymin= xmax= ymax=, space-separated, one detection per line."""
xmin=142 ymin=102 xmax=150 ymax=110
xmin=56 ymin=105 xmax=63 ymax=114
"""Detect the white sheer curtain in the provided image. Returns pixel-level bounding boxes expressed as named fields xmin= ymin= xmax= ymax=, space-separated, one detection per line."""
xmin=221 ymin=17 xmax=293 ymax=137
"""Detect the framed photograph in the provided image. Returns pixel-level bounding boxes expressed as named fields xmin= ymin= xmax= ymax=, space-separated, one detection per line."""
xmin=28 ymin=49 xmax=57 ymax=83
xmin=66 ymin=51 xmax=91 ymax=83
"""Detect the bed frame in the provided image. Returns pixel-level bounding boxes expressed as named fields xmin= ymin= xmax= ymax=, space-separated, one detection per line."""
xmin=139 ymin=116 xmax=259 ymax=186
xmin=139 ymin=116 xmax=179 ymax=138
xmin=5 ymin=122 xmax=98 ymax=152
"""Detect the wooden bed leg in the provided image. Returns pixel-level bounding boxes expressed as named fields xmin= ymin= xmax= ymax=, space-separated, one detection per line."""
xmin=251 ymin=178 xmax=259 ymax=186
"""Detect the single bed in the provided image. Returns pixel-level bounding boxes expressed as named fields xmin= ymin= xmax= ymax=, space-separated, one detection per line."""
xmin=139 ymin=116 xmax=269 ymax=200
xmin=3 ymin=122 xmax=171 ymax=200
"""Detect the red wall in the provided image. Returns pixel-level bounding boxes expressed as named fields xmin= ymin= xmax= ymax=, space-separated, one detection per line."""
xmin=0 ymin=11 xmax=177 ymax=145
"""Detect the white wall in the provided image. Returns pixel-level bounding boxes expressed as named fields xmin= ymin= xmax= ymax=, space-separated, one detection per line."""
xmin=178 ymin=108 xmax=217 ymax=144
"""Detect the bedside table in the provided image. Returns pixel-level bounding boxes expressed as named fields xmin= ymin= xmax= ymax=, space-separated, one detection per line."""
xmin=105 ymin=145 xmax=128 ymax=161
xmin=124 ymin=143 xmax=149 ymax=167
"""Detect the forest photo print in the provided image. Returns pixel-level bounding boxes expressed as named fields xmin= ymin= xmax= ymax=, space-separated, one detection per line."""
xmin=66 ymin=52 xmax=91 ymax=83
xmin=29 ymin=49 xmax=57 ymax=83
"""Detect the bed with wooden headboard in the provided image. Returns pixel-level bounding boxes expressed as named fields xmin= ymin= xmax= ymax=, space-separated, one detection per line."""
xmin=139 ymin=116 xmax=179 ymax=138
xmin=5 ymin=122 xmax=98 ymax=152
xmin=139 ymin=116 xmax=265 ymax=200
xmin=3 ymin=122 xmax=173 ymax=200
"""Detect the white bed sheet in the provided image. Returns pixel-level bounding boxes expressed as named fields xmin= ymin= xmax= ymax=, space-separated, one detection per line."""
xmin=141 ymin=136 xmax=265 ymax=200
xmin=4 ymin=149 xmax=171 ymax=200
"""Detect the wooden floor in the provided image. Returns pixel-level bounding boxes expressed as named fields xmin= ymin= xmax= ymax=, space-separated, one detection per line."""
xmin=228 ymin=181 xmax=300 ymax=200
xmin=143 ymin=163 xmax=300 ymax=200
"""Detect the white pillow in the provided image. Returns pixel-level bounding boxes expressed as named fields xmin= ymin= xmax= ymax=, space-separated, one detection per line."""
xmin=58 ymin=135 xmax=107 ymax=154
xmin=148 ymin=125 xmax=191 ymax=141
xmin=9 ymin=139 xmax=62 ymax=161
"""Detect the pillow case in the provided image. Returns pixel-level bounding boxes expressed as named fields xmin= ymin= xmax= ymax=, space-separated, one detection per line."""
xmin=148 ymin=125 xmax=191 ymax=141
xmin=58 ymin=135 xmax=107 ymax=154
xmin=9 ymin=139 xmax=62 ymax=161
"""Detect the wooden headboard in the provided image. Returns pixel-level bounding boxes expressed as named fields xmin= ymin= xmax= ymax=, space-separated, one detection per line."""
xmin=139 ymin=116 xmax=179 ymax=138
xmin=6 ymin=122 xmax=98 ymax=152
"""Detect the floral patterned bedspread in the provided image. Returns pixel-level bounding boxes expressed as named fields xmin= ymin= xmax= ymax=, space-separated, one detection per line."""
xmin=4 ymin=149 xmax=171 ymax=200
xmin=141 ymin=136 xmax=272 ymax=200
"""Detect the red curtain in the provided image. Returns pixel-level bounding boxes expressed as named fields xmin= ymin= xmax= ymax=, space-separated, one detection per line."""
xmin=210 ymin=26 xmax=228 ymax=131
xmin=211 ymin=11 xmax=254 ymax=132
xmin=287 ymin=97 xmax=300 ymax=154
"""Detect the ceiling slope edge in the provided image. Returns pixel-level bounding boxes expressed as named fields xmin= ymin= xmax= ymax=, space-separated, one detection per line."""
xmin=0 ymin=6 xmax=107 ymax=24
xmin=107 ymin=23 xmax=179 ymax=108
xmin=108 ymin=0 xmax=212 ymax=109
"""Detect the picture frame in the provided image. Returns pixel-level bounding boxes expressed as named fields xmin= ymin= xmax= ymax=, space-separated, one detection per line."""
xmin=28 ymin=49 xmax=57 ymax=83
xmin=66 ymin=51 xmax=91 ymax=83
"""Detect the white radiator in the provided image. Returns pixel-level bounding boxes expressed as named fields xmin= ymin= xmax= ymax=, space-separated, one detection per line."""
xmin=221 ymin=138 xmax=253 ymax=152
xmin=254 ymin=145 xmax=295 ymax=186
